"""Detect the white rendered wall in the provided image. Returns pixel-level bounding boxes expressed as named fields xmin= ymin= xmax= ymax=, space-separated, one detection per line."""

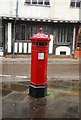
xmin=18 ymin=0 xmax=51 ymax=19
xmin=0 ymin=0 xmax=16 ymax=17
xmin=54 ymin=0 xmax=79 ymax=21
xmin=16 ymin=0 xmax=80 ymax=20
xmin=0 ymin=0 xmax=79 ymax=21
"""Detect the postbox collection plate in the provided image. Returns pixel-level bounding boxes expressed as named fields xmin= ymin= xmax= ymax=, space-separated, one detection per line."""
xmin=38 ymin=53 xmax=44 ymax=60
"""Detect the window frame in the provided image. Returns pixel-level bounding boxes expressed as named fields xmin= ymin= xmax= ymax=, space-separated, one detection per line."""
xmin=44 ymin=0 xmax=50 ymax=5
xmin=38 ymin=0 xmax=43 ymax=5
xmin=76 ymin=0 xmax=81 ymax=7
xmin=25 ymin=0 xmax=50 ymax=6
xmin=21 ymin=24 xmax=26 ymax=40
xmin=25 ymin=0 xmax=31 ymax=4
xmin=70 ymin=0 xmax=81 ymax=8
xmin=32 ymin=0 xmax=37 ymax=4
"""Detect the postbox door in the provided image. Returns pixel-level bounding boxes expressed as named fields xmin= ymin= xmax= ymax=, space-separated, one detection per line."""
xmin=36 ymin=51 xmax=48 ymax=85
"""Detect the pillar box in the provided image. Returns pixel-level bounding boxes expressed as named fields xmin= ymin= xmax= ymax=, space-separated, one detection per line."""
xmin=29 ymin=28 xmax=51 ymax=98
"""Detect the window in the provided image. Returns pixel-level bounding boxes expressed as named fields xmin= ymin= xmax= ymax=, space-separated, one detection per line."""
xmin=76 ymin=0 xmax=81 ymax=7
xmin=25 ymin=0 xmax=31 ymax=4
xmin=44 ymin=0 xmax=50 ymax=5
xmin=70 ymin=0 xmax=81 ymax=7
xmin=15 ymin=24 xmax=26 ymax=40
xmin=60 ymin=51 xmax=66 ymax=55
xmin=38 ymin=0 xmax=43 ymax=5
xmin=32 ymin=0 xmax=37 ymax=4
xmin=53 ymin=25 xmax=73 ymax=44
xmin=21 ymin=25 xmax=26 ymax=40
xmin=25 ymin=0 xmax=50 ymax=6
xmin=70 ymin=0 xmax=75 ymax=7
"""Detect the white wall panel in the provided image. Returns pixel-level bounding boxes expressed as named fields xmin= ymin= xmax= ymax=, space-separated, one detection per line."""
xmin=14 ymin=42 xmax=18 ymax=53
xmin=8 ymin=23 xmax=12 ymax=53
xmin=72 ymin=27 xmax=76 ymax=54
xmin=49 ymin=35 xmax=53 ymax=54
xmin=23 ymin=43 xmax=27 ymax=53
xmin=19 ymin=42 xmax=22 ymax=53
xmin=28 ymin=43 xmax=31 ymax=53
xmin=54 ymin=0 xmax=79 ymax=21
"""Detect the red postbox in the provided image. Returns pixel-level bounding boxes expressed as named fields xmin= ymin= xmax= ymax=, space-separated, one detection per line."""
xmin=29 ymin=28 xmax=51 ymax=98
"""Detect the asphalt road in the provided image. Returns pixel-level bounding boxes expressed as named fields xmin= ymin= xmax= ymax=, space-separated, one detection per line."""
xmin=0 ymin=58 xmax=79 ymax=81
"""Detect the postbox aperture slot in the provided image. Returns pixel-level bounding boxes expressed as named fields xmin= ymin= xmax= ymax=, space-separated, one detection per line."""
xmin=36 ymin=42 xmax=47 ymax=46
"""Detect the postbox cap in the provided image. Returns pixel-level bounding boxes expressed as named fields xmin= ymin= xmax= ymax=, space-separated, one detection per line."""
xmin=30 ymin=28 xmax=51 ymax=42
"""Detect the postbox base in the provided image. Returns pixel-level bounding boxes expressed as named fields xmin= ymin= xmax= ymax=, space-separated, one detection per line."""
xmin=29 ymin=84 xmax=47 ymax=98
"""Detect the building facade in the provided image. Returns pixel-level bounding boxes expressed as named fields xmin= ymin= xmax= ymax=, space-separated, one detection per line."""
xmin=0 ymin=0 xmax=81 ymax=57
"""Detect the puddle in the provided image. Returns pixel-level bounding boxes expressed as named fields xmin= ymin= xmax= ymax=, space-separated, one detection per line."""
xmin=10 ymin=84 xmax=28 ymax=92
xmin=29 ymin=98 xmax=47 ymax=109
xmin=2 ymin=80 xmax=79 ymax=98
xmin=18 ymin=81 xmax=30 ymax=86
xmin=48 ymin=80 xmax=79 ymax=91
xmin=67 ymin=105 xmax=79 ymax=114
xmin=71 ymin=87 xmax=80 ymax=93
xmin=55 ymin=91 xmax=79 ymax=99
xmin=2 ymin=83 xmax=28 ymax=92
xmin=2 ymin=89 xmax=12 ymax=97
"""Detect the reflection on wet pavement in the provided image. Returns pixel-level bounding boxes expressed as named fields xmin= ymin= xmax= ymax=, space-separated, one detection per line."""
xmin=2 ymin=80 xmax=79 ymax=119
xmin=2 ymin=89 xmax=12 ymax=97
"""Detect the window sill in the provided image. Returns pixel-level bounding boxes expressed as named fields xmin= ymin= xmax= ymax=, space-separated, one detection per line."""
xmin=69 ymin=6 xmax=80 ymax=9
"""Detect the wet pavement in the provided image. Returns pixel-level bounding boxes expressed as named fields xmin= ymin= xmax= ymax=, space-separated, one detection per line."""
xmin=0 ymin=57 xmax=80 ymax=119
xmin=2 ymin=80 xmax=79 ymax=119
